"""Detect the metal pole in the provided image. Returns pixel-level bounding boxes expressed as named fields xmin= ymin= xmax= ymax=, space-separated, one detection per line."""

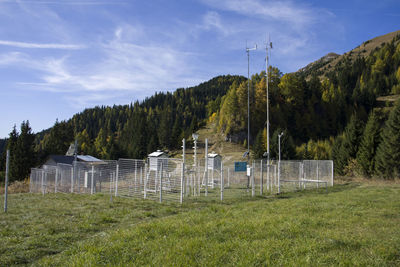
xmin=160 ymin=162 xmax=163 ymax=203
xmin=246 ymin=44 xmax=256 ymax=168
xmin=91 ymin=165 xmax=94 ymax=195
xmin=260 ymin=159 xmax=263 ymax=195
xmin=278 ymin=133 xmax=283 ymax=194
xmin=144 ymin=163 xmax=148 ymax=199
xmin=70 ymin=166 xmax=74 ymax=193
xmin=251 ymin=161 xmax=255 ymax=197
xmin=331 ymin=161 xmax=334 ymax=186
xmin=4 ymin=150 xmax=9 ymax=213
xmin=205 ymin=138 xmax=208 ymax=196
xmin=55 ymin=167 xmax=58 ymax=193
xmin=180 ymin=138 xmax=185 ymax=204
xmin=220 ymin=161 xmax=224 ymax=201
xmin=115 ymin=163 xmax=119 ymax=196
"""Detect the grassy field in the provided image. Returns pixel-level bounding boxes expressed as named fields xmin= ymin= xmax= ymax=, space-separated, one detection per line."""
xmin=1 ymin=183 xmax=400 ymax=266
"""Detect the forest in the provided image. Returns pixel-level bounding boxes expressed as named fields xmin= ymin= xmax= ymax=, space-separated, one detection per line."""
xmin=1 ymin=34 xmax=400 ymax=181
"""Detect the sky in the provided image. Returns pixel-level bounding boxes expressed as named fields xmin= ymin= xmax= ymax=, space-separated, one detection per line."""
xmin=0 ymin=0 xmax=399 ymax=138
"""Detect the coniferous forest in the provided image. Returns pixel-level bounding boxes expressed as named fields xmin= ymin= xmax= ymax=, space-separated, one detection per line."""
xmin=1 ymin=33 xmax=400 ymax=181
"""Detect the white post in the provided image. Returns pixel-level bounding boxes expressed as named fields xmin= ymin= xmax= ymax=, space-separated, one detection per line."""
xmin=144 ymin=163 xmax=148 ymax=199
xmin=228 ymin=168 xmax=230 ymax=187
xmin=4 ymin=150 xmax=9 ymax=212
xmin=260 ymin=160 xmax=263 ymax=195
xmin=134 ymin=164 xmax=137 ymax=194
xmin=180 ymin=141 xmax=185 ymax=204
xmin=160 ymin=162 xmax=163 ymax=203
xmin=220 ymin=161 xmax=224 ymax=201
xmin=316 ymin=161 xmax=319 ymax=189
xmin=55 ymin=167 xmax=58 ymax=193
xmin=331 ymin=161 xmax=334 ymax=186
xmin=205 ymin=138 xmax=208 ymax=196
xmin=267 ymin=162 xmax=270 ymax=191
xmin=91 ymin=165 xmax=94 ymax=195
xmin=251 ymin=161 xmax=255 ymax=197
xmin=109 ymin=171 xmax=113 ymax=202
xmin=115 ymin=163 xmax=119 ymax=197
xmin=41 ymin=170 xmax=45 ymax=195
xmin=70 ymin=166 xmax=74 ymax=193
xmin=182 ymin=138 xmax=186 ymax=196
xmin=278 ymin=132 xmax=283 ymax=194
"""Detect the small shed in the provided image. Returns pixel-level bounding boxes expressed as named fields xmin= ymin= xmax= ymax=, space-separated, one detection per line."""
xmin=148 ymin=150 xmax=169 ymax=171
xmin=208 ymin=152 xmax=222 ymax=170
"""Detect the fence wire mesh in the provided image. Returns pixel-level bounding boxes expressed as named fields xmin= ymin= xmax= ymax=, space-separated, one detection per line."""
xmin=30 ymin=157 xmax=333 ymax=203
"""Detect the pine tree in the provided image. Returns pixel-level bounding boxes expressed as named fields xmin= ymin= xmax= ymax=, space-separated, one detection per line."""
xmin=12 ymin=121 xmax=36 ymax=181
xmin=375 ymin=99 xmax=400 ymax=178
xmin=332 ymin=134 xmax=344 ymax=175
xmin=336 ymin=114 xmax=364 ymax=174
xmin=356 ymin=110 xmax=382 ymax=177
xmin=253 ymin=130 xmax=265 ymax=159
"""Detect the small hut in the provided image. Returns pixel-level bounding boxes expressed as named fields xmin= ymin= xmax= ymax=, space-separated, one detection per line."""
xmin=208 ymin=152 xmax=222 ymax=171
xmin=148 ymin=150 xmax=169 ymax=172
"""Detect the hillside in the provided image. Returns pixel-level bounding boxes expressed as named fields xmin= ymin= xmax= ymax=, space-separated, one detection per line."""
xmin=298 ymin=30 xmax=400 ymax=79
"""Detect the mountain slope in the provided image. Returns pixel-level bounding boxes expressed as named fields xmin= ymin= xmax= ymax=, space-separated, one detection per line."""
xmin=298 ymin=30 xmax=400 ymax=79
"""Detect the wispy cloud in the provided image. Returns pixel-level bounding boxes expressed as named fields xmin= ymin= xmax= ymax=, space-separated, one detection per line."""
xmin=0 ymin=40 xmax=86 ymax=49
xmin=200 ymin=0 xmax=325 ymax=27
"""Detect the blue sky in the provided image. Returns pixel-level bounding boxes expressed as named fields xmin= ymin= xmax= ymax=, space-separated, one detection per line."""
xmin=0 ymin=0 xmax=399 ymax=138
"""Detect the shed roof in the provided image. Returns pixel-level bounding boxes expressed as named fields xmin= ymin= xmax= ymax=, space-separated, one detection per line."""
xmin=208 ymin=153 xmax=221 ymax=158
xmin=148 ymin=150 xmax=166 ymax=157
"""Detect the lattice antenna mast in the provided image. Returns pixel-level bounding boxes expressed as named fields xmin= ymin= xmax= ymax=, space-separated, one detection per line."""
xmin=246 ymin=43 xmax=257 ymax=163
xmin=266 ymin=36 xmax=272 ymax=164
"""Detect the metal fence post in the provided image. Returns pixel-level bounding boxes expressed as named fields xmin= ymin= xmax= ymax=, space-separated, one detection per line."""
xmin=55 ymin=167 xmax=58 ymax=193
xmin=278 ymin=161 xmax=281 ymax=194
xmin=180 ymin=160 xmax=184 ymax=204
xmin=251 ymin=161 xmax=255 ymax=197
xmin=70 ymin=166 xmax=74 ymax=193
xmin=331 ymin=161 xmax=334 ymax=186
xmin=115 ymin=163 xmax=119 ymax=197
xmin=227 ymin=168 xmax=230 ymax=187
xmin=205 ymin=138 xmax=208 ymax=197
xmin=260 ymin=159 xmax=263 ymax=195
xmin=4 ymin=150 xmax=9 ymax=213
xmin=220 ymin=161 xmax=223 ymax=201
xmin=41 ymin=170 xmax=45 ymax=195
xmin=160 ymin=162 xmax=163 ymax=203
xmin=144 ymin=163 xmax=148 ymax=199
xmin=90 ymin=165 xmax=94 ymax=195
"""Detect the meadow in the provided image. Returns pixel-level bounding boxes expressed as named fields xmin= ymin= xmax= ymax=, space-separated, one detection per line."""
xmin=1 ymin=182 xmax=399 ymax=266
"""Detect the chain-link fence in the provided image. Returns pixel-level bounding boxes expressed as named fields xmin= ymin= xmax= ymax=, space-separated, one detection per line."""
xmin=30 ymin=157 xmax=334 ymax=203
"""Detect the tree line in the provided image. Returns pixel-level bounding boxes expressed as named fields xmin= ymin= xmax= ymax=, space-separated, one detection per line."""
xmin=0 ymin=75 xmax=245 ymax=181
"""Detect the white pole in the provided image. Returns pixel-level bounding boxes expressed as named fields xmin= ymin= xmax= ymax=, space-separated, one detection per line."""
xmin=70 ymin=166 xmax=74 ymax=193
xmin=55 ymin=167 xmax=58 ymax=193
xmin=260 ymin=159 xmax=263 ymax=195
xmin=144 ymin=163 xmax=148 ymax=199
xmin=331 ymin=160 xmax=334 ymax=186
xmin=278 ymin=133 xmax=283 ymax=194
xmin=205 ymin=138 xmax=208 ymax=196
xmin=41 ymin=170 xmax=45 ymax=195
xmin=220 ymin=161 xmax=224 ymax=201
xmin=160 ymin=162 xmax=163 ymax=203
xmin=317 ymin=161 xmax=319 ymax=189
xmin=91 ymin=165 xmax=94 ymax=195
xmin=251 ymin=161 xmax=255 ymax=197
xmin=228 ymin=168 xmax=230 ymax=187
xmin=180 ymin=138 xmax=186 ymax=204
xmin=115 ymin=164 xmax=119 ymax=196
xmin=4 ymin=150 xmax=9 ymax=212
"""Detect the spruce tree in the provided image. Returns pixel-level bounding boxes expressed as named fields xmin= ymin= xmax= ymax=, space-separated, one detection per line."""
xmin=253 ymin=130 xmax=265 ymax=159
xmin=375 ymin=99 xmax=400 ymax=178
xmin=332 ymin=134 xmax=344 ymax=175
xmin=356 ymin=110 xmax=382 ymax=177
xmin=336 ymin=114 xmax=364 ymax=174
xmin=13 ymin=121 xmax=36 ymax=181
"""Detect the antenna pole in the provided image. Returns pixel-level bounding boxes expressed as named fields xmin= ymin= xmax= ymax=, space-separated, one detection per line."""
xmin=246 ymin=44 xmax=257 ymax=165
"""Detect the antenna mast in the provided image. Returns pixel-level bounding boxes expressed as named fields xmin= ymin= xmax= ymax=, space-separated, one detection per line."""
xmin=246 ymin=43 xmax=257 ymax=165
xmin=266 ymin=36 xmax=272 ymax=164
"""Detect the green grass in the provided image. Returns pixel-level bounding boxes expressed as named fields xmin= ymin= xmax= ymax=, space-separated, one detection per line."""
xmin=1 ymin=183 xmax=400 ymax=266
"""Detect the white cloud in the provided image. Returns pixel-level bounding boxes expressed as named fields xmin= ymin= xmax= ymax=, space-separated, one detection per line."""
xmin=0 ymin=40 xmax=85 ymax=49
xmin=200 ymin=0 xmax=322 ymax=27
